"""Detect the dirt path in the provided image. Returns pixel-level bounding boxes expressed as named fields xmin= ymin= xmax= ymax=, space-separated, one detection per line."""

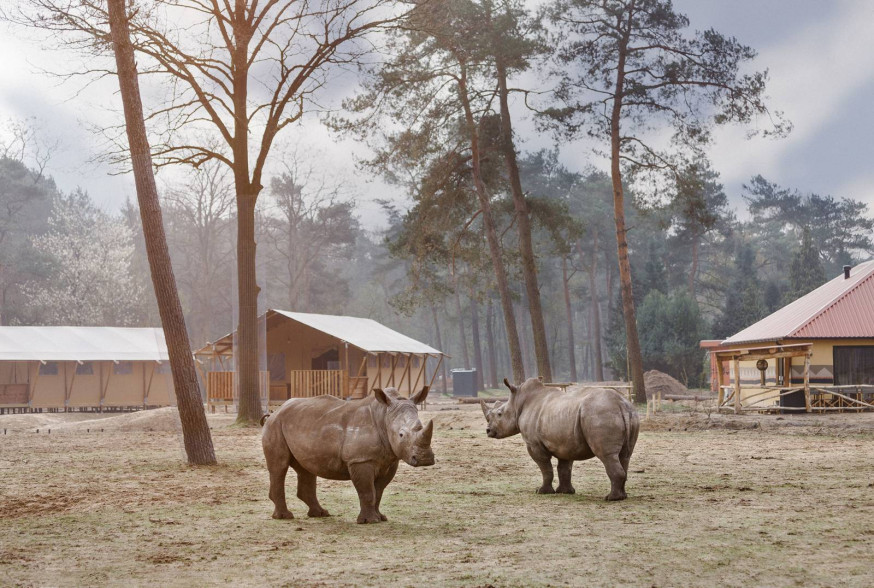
xmin=1 ymin=404 xmax=872 ymax=586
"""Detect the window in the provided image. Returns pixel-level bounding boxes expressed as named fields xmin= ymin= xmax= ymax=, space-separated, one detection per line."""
xmin=155 ymin=362 xmax=172 ymax=374
xmin=412 ymin=356 xmax=420 ymax=368
xmin=113 ymin=361 xmax=133 ymax=375
xmin=397 ymin=356 xmax=406 ymax=368
xmin=39 ymin=362 xmax=58 ymax=376
xmin=76 ymin=362 xmax=93 ymax=375
xmin=833 ymin=346 xmax=874 ymax=385
xmin=268 ymin=353 xmax=286 ymax=382
xmin=368 ymin=356 xmax=377 ymax=368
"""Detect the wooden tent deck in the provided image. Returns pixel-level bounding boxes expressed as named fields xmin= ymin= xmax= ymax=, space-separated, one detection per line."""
xmin=713 ymin=343 xmax=874 ymax=413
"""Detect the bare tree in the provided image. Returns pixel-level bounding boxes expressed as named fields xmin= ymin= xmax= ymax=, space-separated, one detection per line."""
xmin=162 ymin=162 xmax=236 ymax=346
xmin=19 ymin=0 xmax=402 ymax=424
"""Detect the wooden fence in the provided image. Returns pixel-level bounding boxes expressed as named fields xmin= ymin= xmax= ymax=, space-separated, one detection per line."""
xmin=289 ymin=370 xmax=347 ymax=399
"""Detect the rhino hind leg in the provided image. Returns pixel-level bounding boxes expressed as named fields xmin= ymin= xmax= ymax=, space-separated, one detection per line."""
xmin=264 ymin=442 xmax=295 ymax=520
xmin=600 ymin=453 xmax=628 ymax=501
xmin=291 ymin=463 xmax=330 ymax=518
xmin=555 ymin=459 xmax=575 ymax=494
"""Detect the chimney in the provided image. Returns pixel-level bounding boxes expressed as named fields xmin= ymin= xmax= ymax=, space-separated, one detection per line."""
xmin=843 ymin=265 xmax=852 ymax=279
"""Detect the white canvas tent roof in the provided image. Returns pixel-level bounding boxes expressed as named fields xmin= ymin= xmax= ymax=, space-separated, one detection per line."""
xmin=197 ymin=310 xmax=443 ymax=356
xmin=272 ymin=310 xmax=443 ymax=354
xmin=0 ymin=326 xmax=169 ymax=362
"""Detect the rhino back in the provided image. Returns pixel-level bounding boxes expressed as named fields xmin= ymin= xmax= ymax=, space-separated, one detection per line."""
xmin=522 ymin=388 xmax=633 ymax=460
xmin=273 ymin=396 xmax=385 ymax=480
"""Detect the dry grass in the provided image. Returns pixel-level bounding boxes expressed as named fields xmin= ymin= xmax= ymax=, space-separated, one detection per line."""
xmin=1 ymin=402 xmax=873 ymax=587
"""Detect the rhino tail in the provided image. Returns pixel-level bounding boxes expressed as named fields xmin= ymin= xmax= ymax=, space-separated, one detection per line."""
xmin=620 ymin=401 xmax=639 ymax=459
xmin=259 ymin=413 xmax=270 ymax=427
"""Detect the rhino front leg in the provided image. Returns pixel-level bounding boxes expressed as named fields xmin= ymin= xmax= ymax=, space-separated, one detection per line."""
xmin=373 ymin=463 xmax=399 ymax=522
xmin=600 ymin=453 xmax=628 ymax=501
xmin=349 ymin=463 xmax=382 ymax=524
xmin=526 ymin=443 xmax=555 ymax=494
xmin=556 ymin=459 xmax=575 ymax=494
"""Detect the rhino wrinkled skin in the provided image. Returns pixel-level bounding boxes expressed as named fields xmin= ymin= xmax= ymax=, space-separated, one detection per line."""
xmin=482 ymin=377 xmax=639 ymax=501
xmin=261 ymin=386 xmax=435 ymax=524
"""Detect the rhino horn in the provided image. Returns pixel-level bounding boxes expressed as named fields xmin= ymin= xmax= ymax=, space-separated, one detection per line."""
xmin=503 ymin=378 xmax=517 ymax=394
xmin=480 ymin=399 xmax=490 ymax=418
xmin=419 ymin=419 xmax=434 ymax=445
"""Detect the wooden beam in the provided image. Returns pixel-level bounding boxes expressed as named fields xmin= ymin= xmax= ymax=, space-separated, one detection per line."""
xmin=411 ymin=355 xmax=425 ymax=395
xmin=144 ymin=362 xmax=156 ymax=406
xmin=428 ymin=355 xmax=444 ymax=389
xmin=803 ymin=354 xmax=811 ymax=413
xmin=65 ymin=361 xmax=78 ymax=409
xmin=716 ymin=358 xmax=725 ymax=406
xmin=733 ymin=358 xmax=741 ymax=414
xmin=27 ymin=361 xmax=40 ymax=408
xmin=399 ymin=354 xmax=412 ymax=396
xmin=100 ymin=361 xmax=113 ymax=408
xmin=387 ymin=354 xmax=398 ymax=387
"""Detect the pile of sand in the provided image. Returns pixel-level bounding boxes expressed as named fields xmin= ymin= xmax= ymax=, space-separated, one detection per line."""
xmin=644 ymin=369 xmax=688 ymax=399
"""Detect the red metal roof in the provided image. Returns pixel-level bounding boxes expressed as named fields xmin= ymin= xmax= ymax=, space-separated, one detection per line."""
xmin=723 ymin=260 xmax=874 ymax=344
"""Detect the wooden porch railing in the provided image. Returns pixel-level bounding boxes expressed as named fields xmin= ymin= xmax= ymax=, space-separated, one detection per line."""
xmin=290 ymin=370 xmax=347 ymax=398
xmin=206 ymin=371 xmax=270 ymax=411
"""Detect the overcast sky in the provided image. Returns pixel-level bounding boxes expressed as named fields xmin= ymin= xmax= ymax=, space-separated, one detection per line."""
xmin=1 ymin=0 xmax=873 ymax=228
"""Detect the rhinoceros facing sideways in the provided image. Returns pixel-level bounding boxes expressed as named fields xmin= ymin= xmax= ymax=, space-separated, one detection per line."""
xmin=482 ymin=377 xmax=639 ymax=501
xmin=261 ymin=386 xmax=435 ymax=523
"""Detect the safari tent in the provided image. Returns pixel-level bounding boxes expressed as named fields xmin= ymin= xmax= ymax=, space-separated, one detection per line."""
xmin=0 ymin=327 xmax=174 ymax=412
xmin=194 ymin=309 xmax=445 ymax=410
xmin=702 ymin=260 xmax=874 ymax=412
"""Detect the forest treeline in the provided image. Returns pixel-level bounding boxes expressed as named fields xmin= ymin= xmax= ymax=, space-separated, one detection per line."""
xmin=3 ymin=143 xmax=871 ymax=390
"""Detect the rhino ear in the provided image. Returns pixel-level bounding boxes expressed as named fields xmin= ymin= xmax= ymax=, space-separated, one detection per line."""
xmin=374 ymin=388 xmax=392 ymax=405
xmin=410 ymin=385 xmax=430 ymax=405
xmin=479 ymin=399 xmax=489 ymax=418
xmin=503 ymin=378 xmax=517 ymax=394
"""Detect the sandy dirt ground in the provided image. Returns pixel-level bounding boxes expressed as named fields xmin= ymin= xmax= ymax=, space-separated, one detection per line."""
xmin=1 ymin=399 xmax=873 ymax=587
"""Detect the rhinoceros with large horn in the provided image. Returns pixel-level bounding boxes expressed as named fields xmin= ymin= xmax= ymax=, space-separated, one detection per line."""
xmin=481 ymin=377 xmax=639 ymax=501
xmin=261 ymin=386 xmax=435 ymax=523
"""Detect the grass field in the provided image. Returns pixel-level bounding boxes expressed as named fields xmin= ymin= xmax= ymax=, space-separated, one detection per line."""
xmin=1 ymin=402 xmax=873 ymax=587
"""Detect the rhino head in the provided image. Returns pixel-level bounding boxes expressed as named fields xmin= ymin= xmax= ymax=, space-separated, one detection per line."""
xmin=374 ymin=386 xmax=435 ymax=467
xmin=480 ymin=378 xmax=521 ymax=438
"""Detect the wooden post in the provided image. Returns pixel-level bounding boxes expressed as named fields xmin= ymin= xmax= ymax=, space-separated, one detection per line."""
xmin=716 ymin=357 xmax=725 ymax=407
xmin=27 ymin=361 xmax=40 ymax=408
xmin=428 ymin=355 xmax=444 ymax=389
xmin=388 ymin=354 xmax=398 ymax=387
xmin=733 ymin=358 xmax=741 ymax=414
xmin=803 ymin=353 xmax=811 ymax=413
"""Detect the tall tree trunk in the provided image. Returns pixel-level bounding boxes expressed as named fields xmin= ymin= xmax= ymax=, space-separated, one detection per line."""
xmin=230 ymin=0 xmax=262 ymax=425
xmin=577 ymin=240 xmax=604 ymax=381
xmin=453 ymin=279 xmax=470 ymax=369
xmin=495 ymin=54 xmax=552 ymax=381
xmin=235 ymin=196 xmax=262 ymax=423
xmin=430 ymin=304 xmax=448 ymax=395
xmin=469 ymin=293 xmax=485 ymax=392
xmin=485 ymin=298 xmax=498 ymax=389
xmin=457 ymin=66 xmax=524 ymax=383
xmin=107 ymin=0 xmax=215 ymax=464
xmin=689 ymin=232 xmax=700 ymax=298
xmin=610 ymin=38 xmax=646 ymax=403
xmin=561 ymin=256 xmax=578 ymax=381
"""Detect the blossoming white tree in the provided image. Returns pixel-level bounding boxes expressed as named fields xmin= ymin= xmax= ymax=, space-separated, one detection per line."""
xmin=25 ymin=191 xmax=145 ymax=326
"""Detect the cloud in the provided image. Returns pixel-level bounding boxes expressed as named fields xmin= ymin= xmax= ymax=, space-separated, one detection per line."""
xmin=706 ymin=1 xmax=874 ymax=198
